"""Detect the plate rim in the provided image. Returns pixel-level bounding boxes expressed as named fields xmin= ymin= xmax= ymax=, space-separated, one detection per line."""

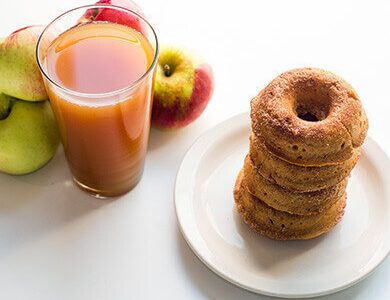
xmin=174 ymin=111 xmax=390 ymax=298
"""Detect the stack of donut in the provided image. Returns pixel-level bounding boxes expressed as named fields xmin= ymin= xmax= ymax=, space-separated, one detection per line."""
xmin=234 ymin=68 xmax=368 ymax=240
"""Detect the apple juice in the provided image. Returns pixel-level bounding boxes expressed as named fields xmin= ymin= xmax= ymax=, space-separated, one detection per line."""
xmin=43 ymin=22 xmax=156 ymax=197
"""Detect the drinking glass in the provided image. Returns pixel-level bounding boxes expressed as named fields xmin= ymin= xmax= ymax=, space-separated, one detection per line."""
xmin=36 ymin=5 xmax=158 ymax=197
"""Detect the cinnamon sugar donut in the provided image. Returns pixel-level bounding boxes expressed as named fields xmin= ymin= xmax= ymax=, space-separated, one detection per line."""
xmin=234 ymin=170 xmax=346 ymax=240
xmin=243 ymin=155 xmax=347 ymax=215
xmin=249 ymin=134 xmax=360 ymax=191
xmin=251 ymin=68 xmax=368 ymax=166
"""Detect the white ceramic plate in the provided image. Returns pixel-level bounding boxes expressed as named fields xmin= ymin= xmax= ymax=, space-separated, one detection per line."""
xmin=175 ymin=112 xmax=390 ymax=298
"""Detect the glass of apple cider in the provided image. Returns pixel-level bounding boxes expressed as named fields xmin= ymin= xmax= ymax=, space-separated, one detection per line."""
xmin=36 ymin=5 xmax=158 ymax=197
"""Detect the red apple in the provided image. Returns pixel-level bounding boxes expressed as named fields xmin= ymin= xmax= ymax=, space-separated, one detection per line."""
xmin=152 ymin=47 xmax=214 ymax=129
xmin=0 ymin=26 xmax=48 ymax=101
xmin=80 ymin=0 xmax=145 ymax=33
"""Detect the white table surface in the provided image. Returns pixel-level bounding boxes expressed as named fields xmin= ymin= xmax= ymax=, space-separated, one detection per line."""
xmin=1 ymin=0 xmax=390 ymax=299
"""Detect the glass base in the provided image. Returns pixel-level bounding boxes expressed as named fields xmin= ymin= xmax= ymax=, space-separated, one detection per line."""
xmin=73 ymin=177 xmax=141 ymax=198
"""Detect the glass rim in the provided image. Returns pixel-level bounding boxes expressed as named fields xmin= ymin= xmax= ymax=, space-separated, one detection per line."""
xmin=36 ymin=4 xmax=159 ymax=99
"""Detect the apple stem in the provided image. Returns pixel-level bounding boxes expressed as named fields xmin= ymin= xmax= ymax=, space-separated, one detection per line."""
xmin=163 ymin=64 xmax=171 ymax=77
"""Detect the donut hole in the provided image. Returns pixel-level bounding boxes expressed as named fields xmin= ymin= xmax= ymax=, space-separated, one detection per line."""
xmin=294 ymin=86 xmax=332 ymax=122
xmin=297 ymin=111 xmax=319 ymax=122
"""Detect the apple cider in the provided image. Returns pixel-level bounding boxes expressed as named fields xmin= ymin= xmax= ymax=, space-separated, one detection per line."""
xmin=42 ymin=22 xmax=156 ymax=197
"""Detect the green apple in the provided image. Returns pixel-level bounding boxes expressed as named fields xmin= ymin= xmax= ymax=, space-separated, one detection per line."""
xmin=0 ymin=93 xmax=59 ymax=175
xmin=0 ymin=26 xmax=47 ymax=101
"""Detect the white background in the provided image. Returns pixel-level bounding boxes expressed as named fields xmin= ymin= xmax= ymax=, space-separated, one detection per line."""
xmin=1 ymin=0 xmax=390 ymax=299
